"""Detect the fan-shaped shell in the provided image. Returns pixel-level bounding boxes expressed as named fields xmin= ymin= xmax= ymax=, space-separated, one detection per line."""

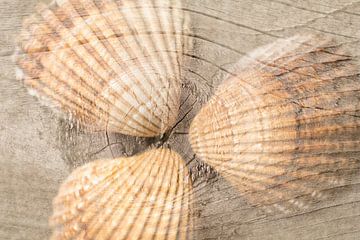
xmin=50 ymin=148 xmax=192 ymax=239
xmin=189 ymin=35 xmax=360 ymax=212
xmin=15 ymin=0 xmax=191 ymax=137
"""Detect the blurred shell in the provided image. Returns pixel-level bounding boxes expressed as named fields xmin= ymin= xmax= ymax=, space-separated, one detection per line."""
xmin=189 ymin=35 xmax=360 ymax=212
xmin=15 ymin=0 xmax=191 ymax=137
xmin=50 ymin=148 xmax=193 ymax=239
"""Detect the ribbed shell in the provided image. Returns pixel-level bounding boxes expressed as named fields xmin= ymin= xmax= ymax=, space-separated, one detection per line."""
xmin=15 ymin=0 xmax=190 ymax=137
xmin=189 ymin=35 xmax=360 ymax=212
xmin=50 ymin=148 xmax=192 ymax=239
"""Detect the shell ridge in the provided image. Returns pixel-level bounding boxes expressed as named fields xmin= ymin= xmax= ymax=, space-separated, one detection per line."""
xmin=139 ymin=149 xmax=178 ymax=238
xmin=58 ymin=0 xmax=166 ymax=132
xmin=86 ymin=149 xmax=159 ymax=239
xmin=50 ymin=156 xmax=146 ymax=238
xmin=121 ymin=148 xmax=172 ymax=239
xmin=74 ymin=0 xmax=167 ymax=127
xmin=35 ymin=4 xmax=160 ymax=134
xmin=101 ymin=0 xmax=179 ymax=116
xmin=120 ymin=1 xmax=180 ymax=106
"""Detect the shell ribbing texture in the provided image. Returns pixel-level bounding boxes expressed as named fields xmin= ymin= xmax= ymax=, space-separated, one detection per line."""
xmin=189 ymin=35 xmax=360 ymax=212
xmin=50 ymin=148 xmax=193 ymax=239
xmin=15 ymin=0 xmax=190 ymax=137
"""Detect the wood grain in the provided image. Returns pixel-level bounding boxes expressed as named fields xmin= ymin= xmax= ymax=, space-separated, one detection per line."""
xmin=1 ymin=0 xmax=359 ymax=239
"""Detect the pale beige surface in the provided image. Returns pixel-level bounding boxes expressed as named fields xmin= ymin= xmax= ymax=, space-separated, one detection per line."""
xmin=1 ymin=0 xmax=360 ymax=239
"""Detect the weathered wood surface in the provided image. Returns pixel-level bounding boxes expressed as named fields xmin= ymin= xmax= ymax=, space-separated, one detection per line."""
xmin=1 ymin=0 xmax=360 ymax=239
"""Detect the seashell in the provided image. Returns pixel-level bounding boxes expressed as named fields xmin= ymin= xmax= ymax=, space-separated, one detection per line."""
xmin=50 ymin=148 xmax=193 ymax=239
xmin=15 ymin=0 xmax=191 ymax=137
xmin=189 ymin=35 xmax=360 ymax=212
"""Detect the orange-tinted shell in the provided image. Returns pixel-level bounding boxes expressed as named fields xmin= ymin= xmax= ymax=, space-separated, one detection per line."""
xmin=15 ymin=0 xmax=191 ymax=137
xmin=190 ymin=35 xmax=360 ymax=212
xmin=50 ymin=148 xmax=193 ymax=239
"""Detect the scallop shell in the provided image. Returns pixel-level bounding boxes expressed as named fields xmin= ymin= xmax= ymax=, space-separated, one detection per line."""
xmin=50 ymin=148 xmax=193 ymax=239
xmin=189 ymin=35 xmax=360 ymax=212
xmin=15 ymin=0 xmax=190 ymax=137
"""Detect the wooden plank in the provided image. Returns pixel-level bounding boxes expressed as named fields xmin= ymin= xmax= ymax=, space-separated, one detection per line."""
xmin=0 ymin=0 xmax=359 ymax=239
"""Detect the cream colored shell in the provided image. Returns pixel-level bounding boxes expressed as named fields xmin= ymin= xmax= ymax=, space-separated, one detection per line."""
xmin=190 ymin=35 xmax=359 ymax=212
xmin=15 ymin=0 xmax=191 ymax=137
xmin=50 ymin=148 xmax=193 ymax=239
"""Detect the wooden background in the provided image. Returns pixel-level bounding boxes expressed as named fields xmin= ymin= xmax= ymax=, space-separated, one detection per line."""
xmin=1 ymin=0 xmax=360 ymax=239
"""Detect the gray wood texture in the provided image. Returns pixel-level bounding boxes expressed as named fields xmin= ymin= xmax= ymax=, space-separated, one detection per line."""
xmin=1 ymin=0 xmax=360 ymax=239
